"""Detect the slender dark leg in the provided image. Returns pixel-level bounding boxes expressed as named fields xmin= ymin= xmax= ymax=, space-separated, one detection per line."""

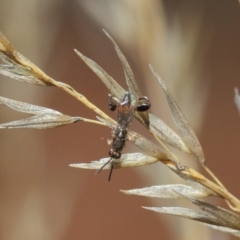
xmin=108 ymin=162 xmax=114 ymax=181
xmin=96 ymin=158 xmax=113 ymax=175
xmin=109 ymin=95 xmax=117 ymax=111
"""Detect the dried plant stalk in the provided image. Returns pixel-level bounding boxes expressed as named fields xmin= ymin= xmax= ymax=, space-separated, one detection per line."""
xmin=0 ymin=30 xmax=240 ymax=237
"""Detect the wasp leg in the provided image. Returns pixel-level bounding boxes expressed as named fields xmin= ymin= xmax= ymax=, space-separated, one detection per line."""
xmin=96 ymin=158 xmax=113 ymax=175
xmin=109 ymin=94 xmax=117 ymax=111
xmin=107 ymin=139 xmax=113 ymax=145
xmin=108 ymin=162 xmax=114 ymax=181
xmin=128 ymin=133 xmax=138 ymax=142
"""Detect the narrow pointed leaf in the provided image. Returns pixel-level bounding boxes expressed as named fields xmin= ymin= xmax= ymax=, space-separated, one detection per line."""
xmin=74 ymin=49 xmax=125 ymax=99
xmin=103 ymin=29 xmax=141 ymax=100
xmin=121 ymin=184 xmax=212 ymax=199
xmin=0 ymin=114 xmax=81 ymax=129
xmin=103 ymin=30 xmax=150 ymax=126
xmin=150 ymin=65 xmax=205 ymax=164
xmin=234 ymin=88 xmax=240 ymax=114
xmin=203 ymin=224 xmax=240 ymax=237
xmin=70 ymin=152 xmax=158 ymax=170
xmin=128 ymin=130 xmax=173 ymax=162
xmin=149 ymin=113 xmax=190 ymax=153
xmin=143 ymin=207 xmax=221 ymax=226
xmin=190 ymin=198 xmax=240 ymax=230
xmin=144 ymin=206 xmax=240 ymax=236
xmin=0 ymin=96 xmax=61 ymax=115
xmin=0 ymin=62 xmax=46 ymax=85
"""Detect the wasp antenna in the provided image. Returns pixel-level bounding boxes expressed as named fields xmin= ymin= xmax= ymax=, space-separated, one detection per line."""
xmin=108 ymin=162 xmax=114 ymax=181
xmin=96 ymin=158 xmax=112 ymax=175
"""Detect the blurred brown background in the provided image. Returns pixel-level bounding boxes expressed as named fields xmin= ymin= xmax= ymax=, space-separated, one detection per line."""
xmin=0 ymin=0 xmax=240 ymax=240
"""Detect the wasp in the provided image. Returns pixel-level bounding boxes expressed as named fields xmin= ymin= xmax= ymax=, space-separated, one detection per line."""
xmin=96 ymin=92 xmax=151 ymax=181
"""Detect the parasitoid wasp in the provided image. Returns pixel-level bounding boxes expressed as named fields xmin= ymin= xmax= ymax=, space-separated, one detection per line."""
xmin=96 ymin=92 xmax=151 ymax=181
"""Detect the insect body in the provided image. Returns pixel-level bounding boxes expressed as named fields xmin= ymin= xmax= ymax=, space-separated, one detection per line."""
xmin=96 ymin=92 xmax=151 ymax=181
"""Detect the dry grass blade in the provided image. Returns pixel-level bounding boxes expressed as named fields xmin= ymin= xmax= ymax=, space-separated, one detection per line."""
xmin=144 ymin=206 xmax=240 ymax=237
xmin=121 ymin=184 xmax=213 ymax=199
xmin=166 ymin=163 xmax=240 ymax=210
xmin=0 ymin=96 xmax=83 ymax=129
xmin=0 ymin=32 xmax=115 ymax=125
xmin=0 ymin=62 xmax=47 ymax=86
xmin=74 ymin=49 xmax=125 ymax=99
xmin=203 ymin=224 xmax=240 ymax=237
xmin=234 ymin=87 xmax=240 ymax=114
xmin=142 ymin=207 xmax=221 ymax=226
xmin=0 ymin=96 xmax=61 ymax=114
xmin=0 ymin=33 xmax=117 ymax=125
xmin=190 ymin=198 xmax=240 ymax=230
xmin=0 ymin=114 xmax=81 ymax=129
xmin=103 ymin=30 xmax=150 ymax=127
xmin=70 ymin=152 xmax=158 ymax=170
xmin=150 ymin=64 xmax=205 ymax=165
xmin=149 ymin=113 xmax=190 ymax=153
xmin=103 ymin=29 xmax=141 ymax=100
xmin=128 ymin=131 xmax=172 ymax=162
xmin=0 ymin=31 xmax=54 ymax=86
